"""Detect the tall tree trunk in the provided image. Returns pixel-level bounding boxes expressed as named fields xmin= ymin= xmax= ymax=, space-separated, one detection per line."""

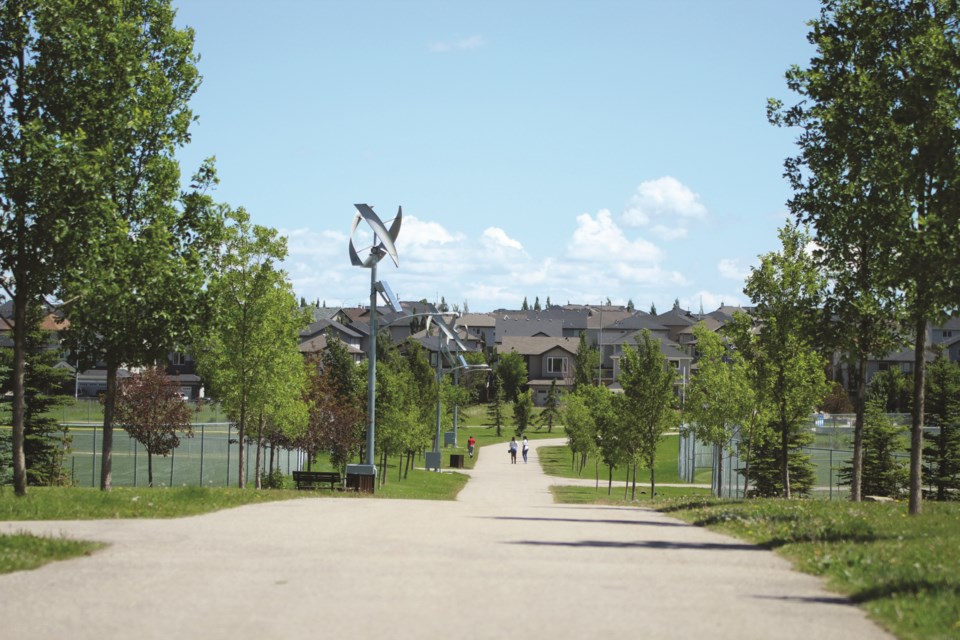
xmin=851 ymin=355 xmax=867 ymax=502
xmin=607 ymin=464 xmax=613 ymax=495
xmin=11 ymin=292 xmax=27 ymax=496
xmin=630 ymin=462 xmax=637 ymax=501
xmin=254 ymin=411 xmax=264 ymax=489
xmin=237 ymin=393 xmax=246 ymax=488
xmin=623 ymin=465 xmax=629 ymax=500
xmin=715 ymin=443 xmax=724 ymax=498
xmin=100 ymin=365 xmax=119 ymax=492
xmin=781 ymin=412 xmax=791 ymax=499
xmin=909 ymin=313 xmax=927 ymax=515
xmin=147 ymin=451 xmax=154 ymax=487
xmin=649 ymin=455 xmax=656 ymax=500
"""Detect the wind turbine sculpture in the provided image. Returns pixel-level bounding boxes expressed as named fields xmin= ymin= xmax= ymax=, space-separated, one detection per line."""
xmin=348 ymin=203 xmax=403 ymax=491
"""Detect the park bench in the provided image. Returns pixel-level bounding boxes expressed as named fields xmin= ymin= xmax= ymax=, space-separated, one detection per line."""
xmin=292 ymin=470 xmax=341 ymax=491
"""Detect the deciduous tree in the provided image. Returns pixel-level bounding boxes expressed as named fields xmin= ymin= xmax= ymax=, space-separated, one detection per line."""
xmin=686 ymin=324 xmax=753 ymax=498
xmin=114 ymin=366 xmax=193 ymax=487
xmin=195 ymin=209 xmax=306 ymax=488
xmin=744 ymin=225 xmax=829 ymax=498
xmin=772 ymin=0 xmax=960 ymax=514
xmin=617 ymin=331 xmax=678 ymax=500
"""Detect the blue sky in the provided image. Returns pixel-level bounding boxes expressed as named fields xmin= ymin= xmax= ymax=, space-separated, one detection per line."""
xmin=174 ymin=0 xmax=821 ymax=313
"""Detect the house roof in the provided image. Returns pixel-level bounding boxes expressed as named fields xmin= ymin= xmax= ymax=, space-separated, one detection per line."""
xmin=605 ymin=314 xmax=669 ymax=334
xmin=299 ymin=318 xmax=362 ymax=341
xmin=499 ymin=336 xmax=578 ymax=356
xmin=298 ymin=334 xmax=364 ymax=355
xmin=586 ymin=310 xmax=634 ymax=330
xmin=458 ymin=313 xmax=497 ymax=328
xmin=678 ymin=316 xmax=724 ymax=336
xmin=610 ymin=333 xmax=691 ymax=360
xmin=497 ymin=317 xmax=566 ymax=339
xmin=656 ymin=307 xmax=700 ymax=327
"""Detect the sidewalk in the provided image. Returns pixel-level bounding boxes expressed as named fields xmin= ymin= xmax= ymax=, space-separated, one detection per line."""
xmin=0 ymin=438 xmax=891 ymax=639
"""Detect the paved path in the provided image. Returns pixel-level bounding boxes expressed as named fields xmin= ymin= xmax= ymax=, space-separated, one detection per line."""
xmin=1 ymin=439 xmax=890 ymax=639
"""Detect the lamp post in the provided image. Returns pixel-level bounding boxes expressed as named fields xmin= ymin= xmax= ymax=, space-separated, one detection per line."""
xmin=347 ymin=204 xmax=402 ymax=491
xmin=425 ymin=316 xmax=489 ymax=470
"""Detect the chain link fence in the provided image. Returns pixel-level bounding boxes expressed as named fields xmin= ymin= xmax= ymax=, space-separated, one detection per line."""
xmin=679 ymin=414 xmax=915 ymax=499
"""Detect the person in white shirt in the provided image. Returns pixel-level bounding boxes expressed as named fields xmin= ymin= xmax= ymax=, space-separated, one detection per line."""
xmin=522 ymin=436 xmax=529 ymax=464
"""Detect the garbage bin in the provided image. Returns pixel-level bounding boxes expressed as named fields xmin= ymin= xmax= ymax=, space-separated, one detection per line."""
xmin=449 ymin=454 xmax=465 ymax=469
xmin=345 ymin=463 xmax=376 ymax=493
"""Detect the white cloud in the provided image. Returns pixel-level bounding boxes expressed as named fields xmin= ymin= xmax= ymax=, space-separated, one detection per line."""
xmin=567 ymin=209 xmax=662 ymax=263
xmin=680 ymin=290 xmax=746 ymax=313
xmin=481 ymin=227 xmax=524 ymax=252
xmin=396 ymin=215 xmax=461 ymax=248
xmin=429 ymin=35 xmax=485 ymax=53
xmin=622 ymin=177 xmax=707 ymax=239
xmin=284 ymin=228 xmax=347 ymax=257
xmin=615 ymin=264 xmax=690 ymax=287
xmin=651 ymin=224 xmax=688 ymax=241
xmin=718 ymin=258 xmax=751 ymax=281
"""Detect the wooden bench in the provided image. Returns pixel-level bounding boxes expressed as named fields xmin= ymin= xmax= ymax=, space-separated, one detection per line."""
xmin=293 ymin=470 xmax=341 ymax=490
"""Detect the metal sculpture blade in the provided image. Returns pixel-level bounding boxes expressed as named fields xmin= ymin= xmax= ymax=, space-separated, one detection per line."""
xmin=354 ymin=203 xmax=400 ymax=267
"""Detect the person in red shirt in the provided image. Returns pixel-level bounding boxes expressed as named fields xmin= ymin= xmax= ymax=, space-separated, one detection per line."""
xmin=467 ymin=435 xmax=476 ymax=458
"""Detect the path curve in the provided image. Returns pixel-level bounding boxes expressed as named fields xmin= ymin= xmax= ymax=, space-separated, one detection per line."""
xmin=0 ymin=438 xmax=891 ymax=639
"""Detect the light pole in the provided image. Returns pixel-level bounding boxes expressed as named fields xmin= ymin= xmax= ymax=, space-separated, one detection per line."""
xmin=348 ymin=204 xmax=402 ymax=491
xmin=425 ymin=315 xmax=488 ymax=470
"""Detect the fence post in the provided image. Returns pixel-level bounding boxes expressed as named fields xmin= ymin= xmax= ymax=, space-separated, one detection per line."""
xmin=92 ymin=424 xmax=97 ymax=487
xmin=199 ymin=423 xmax=205 ymax=486
xmin=226 ymin=423 xmax=231 ymax=488
xmin=170 ymin=446 xmax=175 ymax=487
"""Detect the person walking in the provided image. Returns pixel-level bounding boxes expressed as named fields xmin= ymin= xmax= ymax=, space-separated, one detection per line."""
xmin=522 ymin=436 xmax=529 ymax=464
xmin=509 ymin=437 xmax=518 ymax=464
xmin=467 ymin=435 xmax=476 ymax=458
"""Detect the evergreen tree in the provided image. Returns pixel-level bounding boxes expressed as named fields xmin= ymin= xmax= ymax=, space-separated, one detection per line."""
xmin=573 ymin=331 xmax=599 ymax=391
xmin=924 ymin=351 xmax=960 ymax=500
xmin=540 ymin=380 xmax=561 ymax=433
xmin=743 ymin=420 xmax=815 ymax=497
xmin=513 ymin=389 xmax=535 ymax=436
xmin=533 ymin=296 xmax=541 ymax=312
xmin=627 ymin=299 xmax=635 ymax=312
xmin=868 ymin=368 xmax=912 ymax=414
xmin=487 ymin=372 xmax=504 ymax=437
xmin=545 ymin=296 xmax=551 ymax=309
xmin=840 ymin=402 xmax=908 ymax=498
xmin=521 ymin=296 xmax=529 ymax=311
xmin=650 ymin=302 xmax=657 ymax=316
xmin=0 ymin=305 xmax=72 ymax=486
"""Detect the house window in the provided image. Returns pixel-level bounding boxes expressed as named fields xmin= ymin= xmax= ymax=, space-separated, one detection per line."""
xmin=547 ymin=357 xmax=568 ymax=375
xmin=171 ymin=352 xmax=187 ymax=366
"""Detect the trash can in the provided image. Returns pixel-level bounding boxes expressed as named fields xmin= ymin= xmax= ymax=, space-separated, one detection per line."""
xmin=449 ymin=454 xmax=465 ymax=469
xmin=345 ymin=463 xmax=376 ymax=493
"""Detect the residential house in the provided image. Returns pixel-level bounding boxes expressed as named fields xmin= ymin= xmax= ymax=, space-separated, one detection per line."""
xmin=498 ymin=335 xmax=577 ymax=406
xmin=609 ymin=332 xmax=693 ymax=398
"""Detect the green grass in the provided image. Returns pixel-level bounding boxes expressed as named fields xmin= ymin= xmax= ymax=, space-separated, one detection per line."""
xmin=0 ymin=532 xmax=104 ymax=574
xmin=551 ymin=484 xmax=712 ymax=504
xmin=0 ymin=485 xmax=309 ymax=520
xmin=374 ymin=468 xmax=468 ymax=500
xmin=538 ymin=435 xmax=692 ymax=484
xmin=654 ymin=497 xmax=960 ymax=640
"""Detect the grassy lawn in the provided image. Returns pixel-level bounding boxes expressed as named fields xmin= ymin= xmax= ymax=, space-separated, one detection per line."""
xmin=654 ymin=497 xmax=960 ymax=640
xmin=538 ymin=434 xmax=696 ymax=484
xmin=0 ymin=533 xmax=104 ymax=574
xmin=0 ymin=485 xmax=309 ymax=520
xmin=551 ymin=484 xmax=713 ymax=504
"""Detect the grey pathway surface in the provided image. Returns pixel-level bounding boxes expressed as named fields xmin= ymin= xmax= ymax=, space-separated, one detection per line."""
xmin=1 ymin=438 xmax=891 ymax=639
